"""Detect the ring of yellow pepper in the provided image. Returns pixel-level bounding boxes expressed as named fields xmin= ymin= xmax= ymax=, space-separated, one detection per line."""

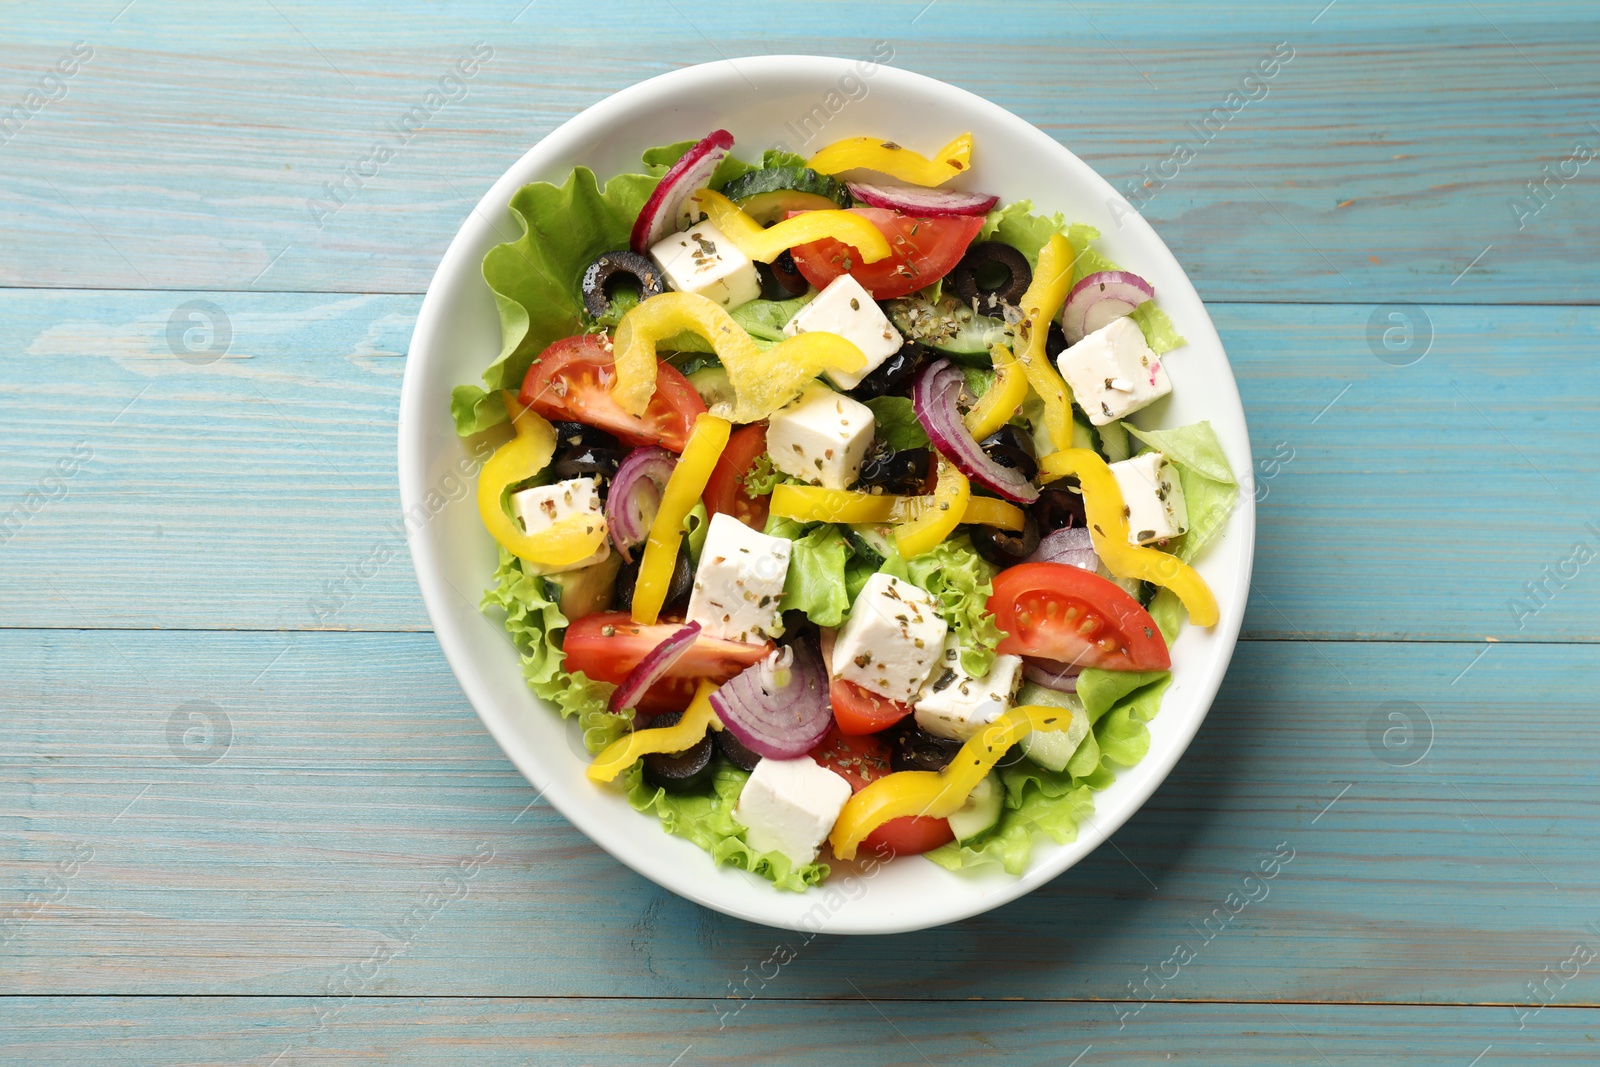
xmin=1038 ymin=448 xmax=1219 ymax=627
xmin=630 ymin=413 xmax=731 ymax=626
xmin=1013 ymin=234 xmax=1078 ymax=452
xmin=806 ymin=133 xmax=973 ymax=187
xmin=611 ymin=292 xmax=866 ymax=424
xmin=829 ymin=704 xmax=1071 ymax=860
xmin=476 ymin=393 xmax=609 ymax=566
xmin=691 ymin=189 xmax=892 ymax=265
xmin=587 ymin=680 xmax=721 ymax=782
xmin=964 ymin=343 xmax=1029 ymax=441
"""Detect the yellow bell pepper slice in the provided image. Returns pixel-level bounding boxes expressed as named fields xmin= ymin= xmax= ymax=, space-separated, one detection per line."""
xmin=1014 ymin=234 xmax=1077 ymax=452
xmin=894 ymin=456 xmax=969 ymax=559
xmin=806 ymin=133 xmax=973 ymax=187
xmin=692 ymin=189 xmax=892 ymax=265
xmin=611 ymin=292 xmax=866 ymax=423
xmin=964 ymin=344 xmax=1030 ymax=440
xmin=587 ymin=679 xmax=721 ymax=783
xmin=631 ymin=413 xmax=731 ymax=625
xmin=1038 ymin=448 xmax=1220 ymax=627
xmin=769 ymin=483 xmax=1023 ymax=532
xmin=475 ymin=394 xmax=609 ymax=566
xmin=829 ymin=704 xmax=1072 ymax=860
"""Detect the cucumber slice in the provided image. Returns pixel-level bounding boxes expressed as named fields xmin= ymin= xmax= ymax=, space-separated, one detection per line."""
xmin=843 ymin=522 xmax=894 ymax=566
xmin=687 ymin=365 xmax=736 ymax=410
xmin=540 ymin=552 xmax=622 ymax=620
xmin=886 ymin=296 xmax=1011 ymax=365
xmin=1015 ymin=683 xmax=1091 ymax=774
xmin=721 ymin=166 xmax=849 ymax=208
xmin=948 ymin=772 xmax=1005 ymax=843
xmin=1097 ymin=419 xmax=1132 ymax=463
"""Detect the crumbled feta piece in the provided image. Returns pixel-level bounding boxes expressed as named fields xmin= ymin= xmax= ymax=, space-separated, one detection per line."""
xmin=684 ymin=512 xmax=791 ymax=643
xmin=832 ymin=572 xmax=948 ymax=702
xmin=507 ymin=476 xmax=610 ymax=575
xmin=1110 ymin=451 xmax=1189 ymax=545
xmin=649 ymin=220 xmax=762 ymax=309
xmin=781 ymin=274 xmax=904 ymax=390
xmin=913 ymin=636 xmax=1024 ymax=742
xmin=733 ymin=755 xmax=854 ymax=866
xmin=1055 ymin=317 xmax=1172 ymax=426
xmin=765 ymin=383 xmax=876 ymax=490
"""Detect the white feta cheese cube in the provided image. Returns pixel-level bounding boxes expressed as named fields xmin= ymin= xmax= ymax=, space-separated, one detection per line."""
xmin=507 ymin=476 xmax=610 ymax=575
xmin=765 ymin=383 xmax=876 ymax=490
xmin=649 ymin=220 xmax=762 ymax=309
xmin=832 ymin=572 xmax=948 ymax=702
xmin=913 ymin=636 xmax=1024 ymax=742
xmin=781 ymin=274 xmax=904 ymax=390
xmin=733 ymin=755 xmax=854 ymax=866
xmin=684 ymin=512 xmax=791 ymax=643
xmin=1110 ymin=451 xmax=1189 ymax=545
xmin=1055 ymin=316 xmax=1171 ymax=426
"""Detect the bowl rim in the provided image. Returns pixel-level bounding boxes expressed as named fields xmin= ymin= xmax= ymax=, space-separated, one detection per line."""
xmin=399 ymin=54 xmax=1255 ymax=934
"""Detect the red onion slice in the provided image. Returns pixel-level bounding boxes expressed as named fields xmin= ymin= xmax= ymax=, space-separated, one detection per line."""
xmin=1022 ymin=657 xmax=1082 ymax=693
xmin=1027 ymin=526 xmax=1099 ymax=571
xmin=911 ymin=360 xmax=1039 ymax=504
xmin=607 ymin=446 xmax=677 ymax=562
xmin=608 ymin=622 xmax=701 ymax=713
xmin=845 ymin=181 xmax=999 ymax=217
xmin=710 ymin=639 xmax=832 ymax=760
xmin=1061 ymin=270 xmax=1155 ymax=345
xmin=629 ymin=129 xmax=735 ymax=253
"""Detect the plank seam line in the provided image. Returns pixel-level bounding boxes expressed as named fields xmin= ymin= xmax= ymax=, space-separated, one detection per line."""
xmin=0 ymin=995 xmax=1595 ymax=1009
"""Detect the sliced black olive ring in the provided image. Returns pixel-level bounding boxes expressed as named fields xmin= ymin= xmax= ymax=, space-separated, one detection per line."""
xmin=581 ymin=250 xmax=666 ymax=320
xmin=948 ymin=241 xmax=1033 ymax=313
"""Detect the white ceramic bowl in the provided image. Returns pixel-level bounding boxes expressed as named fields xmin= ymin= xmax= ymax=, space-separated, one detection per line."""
xmin=399 ymin=55 xmax=1255 ymax=934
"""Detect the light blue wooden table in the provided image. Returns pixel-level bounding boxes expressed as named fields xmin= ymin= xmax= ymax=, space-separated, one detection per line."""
xmin=3 ymin=2 xmax=1597 ymax=1063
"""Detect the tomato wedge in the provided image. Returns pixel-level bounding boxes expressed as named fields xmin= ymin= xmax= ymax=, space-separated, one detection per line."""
xmin=519 ymin=334 xmax=705 ymax=452
xmin=810 ymin=728 xmax=953 ymax=858
xmin=789 ymin=208 xmax=984 ymax=300
xmin=563 ymin=612 xmax=773 ymax=715
xmin=989 ymin=562 xmax=1170 ymax=672
xmin=829 ymin=678 xmax=914 ymax=736
xmin=702 ymin=422 xmax=770 ymax=530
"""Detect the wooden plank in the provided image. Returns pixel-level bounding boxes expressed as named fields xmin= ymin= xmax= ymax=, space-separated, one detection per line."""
xmin=0 ymin=3 xmax=1595 ymax=300
xmin=0 ymin=997 xmax=1593 ymax=1066
xmin=3 ymin=290 xmax=1596 ymax=640
xmin=2 ymin=630 xmax=1596 ymax=1004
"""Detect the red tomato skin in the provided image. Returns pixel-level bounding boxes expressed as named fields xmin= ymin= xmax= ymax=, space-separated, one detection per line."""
xmin=518 ymin=334 xmax=704 ymax=452
xmin=989 ymin=562 xmax=1171 ymax=672
xmin=562 ymin=612 xmax=772 ymax=715
xmin=703 ymin=422 xmax=771 ymax=530
xmin=829 ymin=677 xmax=914 ymax=736
xmin=789 ymin=208 xmax=985 ymax=300
xmin=810 ymin=728 xmax=954 ymax=857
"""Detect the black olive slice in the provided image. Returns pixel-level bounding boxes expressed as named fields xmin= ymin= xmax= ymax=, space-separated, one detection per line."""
xmin=581 ymin=250 xmax=666 ymax=320
xmin=971 ymin=510 xmax=1041 ymax=567
xmin=948 ymin=242 xmax=1033 ymax=314
xmin=641 ymin=710 xmax=716 ymax=793
xmin=715 ymin=729 xmax=762 ymax=772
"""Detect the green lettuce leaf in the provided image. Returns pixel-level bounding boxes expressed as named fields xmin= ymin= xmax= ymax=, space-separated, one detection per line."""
xmin=624 ymin=762 xmax=827 ymax=892
xmin=452 ymin=167 xmax=660 ymax=435
xmin=1079 ymin=668 xmax=1171 ymax=771
xmin=1124 ymin=421 xmax=1238 ymax=562
xmin=976 ymin=201 xmax=1185 ymax=354
xmin=480 ymin=548 xmax=631 ymax=751
xmin=730 ymin=294 xmax=812 ymax=346
xmin=861 ymin=396 xmax=930 ymax=450
xmin=880 ymin=536 xmax=1003 ymax=676
xmin=1148 ymin=587 xmax=1185 ymax=645
xmin=774 ymin=522 xmax=853 ymax=627
xmin=762 ymin=148 xmax=809 ymax=169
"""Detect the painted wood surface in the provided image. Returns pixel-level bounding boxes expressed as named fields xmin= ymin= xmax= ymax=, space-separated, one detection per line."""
xmin=0 ymin=3 xmax=1596 ymax=301
xmin=3 ymin=1 xmax=1598 ymax=1062
xmin=3 ymin=292 xmax=1596 ymax=641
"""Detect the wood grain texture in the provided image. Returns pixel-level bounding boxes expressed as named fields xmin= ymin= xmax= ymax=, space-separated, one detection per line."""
xmin=1 ymin=997 xmax=1592 ymax=1066
xmin=0 ymin=2 xmax=1595 ymax=300
xmin=4 ymin=291 xmax=1596 ymax=640
xmin=3 ymin=630 xmax=1594 ymax=1004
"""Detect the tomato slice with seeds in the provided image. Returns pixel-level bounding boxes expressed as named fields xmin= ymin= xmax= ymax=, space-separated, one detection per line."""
xmin=810 ymin=728 xmax=953 ymax=858
xmin=788 ymin=208 xmax=984 ymax=300
xmin=562 ymin=612 xmax=773 ymax=716
xmin=519 ymin=334 xmax=705 ymax=452
xmin=702 ymin=422 xmax=770 ymax=530
xmin=989 ymin=562 xmax=1170 ymax=672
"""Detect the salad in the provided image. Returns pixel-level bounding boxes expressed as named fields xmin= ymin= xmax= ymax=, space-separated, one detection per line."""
xmin=451 ymin=129 xmax=1237 ymax=891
